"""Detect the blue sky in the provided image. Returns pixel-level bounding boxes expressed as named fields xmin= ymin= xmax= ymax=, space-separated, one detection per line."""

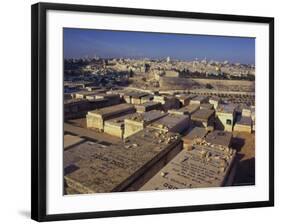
xmin=64 ymin=28 xmax=255 ymax=64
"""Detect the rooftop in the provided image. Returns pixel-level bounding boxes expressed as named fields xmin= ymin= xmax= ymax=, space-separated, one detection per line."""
xmin=200 ymin=103 xmax=214 ymax=110
xmin=168 ymin=104 xmax=200 ymax=115
xmin=191 ymin=109 xmax=215 ymax=121
xmin=87 ymin=103 xmax=135 ymax=117
xmin=216 ymin=104 xmax=236 ymax=114
xmin=125 ymin=92 xmax=148 ymax=98
xmin=136 ymin=101 xmax=161 ymax=108
xmin=186 ymin=104 xmax=200 ymax=112
xmin=182 ymin=127 xmax=208 ymax=141
xmin=104 ymin=113 xmax=137 ymax=127
xmin=126 ymin=110 xmax=167 ymax=123
xmin=150 ymin=114 xmax=189 ymax=130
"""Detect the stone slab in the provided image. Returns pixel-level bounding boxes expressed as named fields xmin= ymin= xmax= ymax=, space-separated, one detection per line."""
xmin=64 ymin=134 xmax=85 ymax=150
xmin=140 ymin=144 xmax=236 ymax=191
xmin=64 ymin=128 xmax=182 ymax=194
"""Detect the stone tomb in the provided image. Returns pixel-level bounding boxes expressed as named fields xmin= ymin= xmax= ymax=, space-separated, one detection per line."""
xmin=124 ymin=110 xmax=167 ymax=138
xmin=74 ymin=91 xmax=96 ymax=99
xmin=86 ymin=103 xmax=136 ymax=130
xmin=104 ymin=113 xmax=136 ymax=138
xmin=140 ymin=95 xmax=154 ymax=104
xmin=216 ymin=104 xmax=237 ymax=132
xmin=209 ymin=96 xmax=221 ymax=109
xmin=64 ymin=98 xmax=111 ymax=120
xmin=200 ymin=103 xmax=214 ymax=110
xmin=233 ymin=116 xmax=252 ymax=133
xmin=182 ymin=127 xmax=208 ymax=150
xmin=191 ymin=109 xmax=215 ymax=129
xmin=140 ymin=143 xmax=236 ymax=191
xmin=135 ymin=101 xmax=162 ymax=113
xmin=131 ymin=92 xmax=149 ymax=105
xmin=149 ymin=114 xmax=189 ymax=134
xmin=175 ymin=94 xmax=196 ymax=106
xmin=86 ymin=93 xmax=120 ymax=105
xmin=189 ymin=95 xmax=209 ymax=105
xmin=64 ymin=128 xmax=182 ymax=194
xmin=124 ymin=92 xmax=148 ymax=105
xmin=205 ymin=130 xmax=233 ymax=148
xmin=153 ymin=95 xmax=180 ymax=111
xmin=168 ymin=104 xmax=200 ymax=117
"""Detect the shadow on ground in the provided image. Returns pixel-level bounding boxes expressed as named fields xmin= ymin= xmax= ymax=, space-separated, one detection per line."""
xmin=233 ymin=157 xmax=255 ymax=186
xmin=18 ymin=210 xmax=30 ymax=218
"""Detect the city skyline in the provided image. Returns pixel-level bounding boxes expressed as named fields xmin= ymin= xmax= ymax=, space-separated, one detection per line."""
xmin=64 ymin=28 xmax=255 ymax=64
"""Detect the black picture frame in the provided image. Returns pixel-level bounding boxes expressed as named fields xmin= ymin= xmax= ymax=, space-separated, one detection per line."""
xmin=31 ymin=2 xmax=274 ymax=222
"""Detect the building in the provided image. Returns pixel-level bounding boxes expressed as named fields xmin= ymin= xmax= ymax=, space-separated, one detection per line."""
xmin=216 ymin=104 xmax=237 ymax=132
xmin=149 ymin=114 xmax=189 ymax=134
xmin=140 ymin=143 xmax=236 ymax=191
xmin=124 ymin=111 xmax=167 ymax=138
xmin=64 ymin=128 xmax=183 ymax=194
xmin=191 ymin=109 xmax=215 ymax=129
xmin=135 ymin=101 xmax=162 ymax=113
xmin=205 ymin=130 xmax=233 ymax=148
xmin=234 ymin=116 xmax=252 ymax=133
xmin=154 ymin=72 xmax=164 ymax=81
xmin=182 ymin=127 xmax=208 ymax=150
xmin=86 ymin=103 xmax=136 ymax=130
xmin=165 ymin=70 xmax=179 ymax=78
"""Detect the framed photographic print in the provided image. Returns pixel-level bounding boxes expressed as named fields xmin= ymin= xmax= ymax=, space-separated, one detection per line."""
xmin=31 ymin=2 xmax=274 ymax=222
